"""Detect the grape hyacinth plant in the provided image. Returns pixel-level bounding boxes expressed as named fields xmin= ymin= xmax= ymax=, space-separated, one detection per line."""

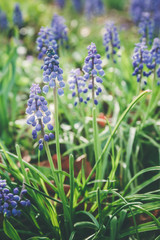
xmin=148 ymin=38 xmax=160 ymax=85
xmin=0 ymin=179 xmax=30 ymax=218
xmin=83 ymin=42 xmax=104 ymax=182
xmin=130 ymin=0 xmax=147 ymax=24
xmin=55 ymin=0 xmax=65 ymax=9
xmin=138 ymin=12 xmax=154 ymax=45
xmin=41 ymin=47 xmax=65 ymax=96
xmin=68 ymin=68 xmax=87 ymax=106
xmin=143 ymin=38 xmax=160 ymax=121
xmin=103 ymin=21 xmax=120 ymax=63
xmin=84 ymin=0 xmax=105 ymax=19
xmin=36 ymin=27 xmax=58 ymax=59
xmin=26 ymin=70 xmax=71 ymax=236
xmin=72 ymin=0 xmax=83 ymax=12
xmin=13 ymin=3 xmax=23 ymax=28
xmin=132 ymin=41 xmax=151 ymax=85
xmin=26 ymin=84 xmax=54 ymax=151
xmin=0 ymin=10 xmax=8 ymax=31
xmin=51 ymin=14 xmax=68 ymax=51
xmin=83 ymin=42 xmax=104 ymax=106
xmin=130 ymin=0 xmax=160 ymax=36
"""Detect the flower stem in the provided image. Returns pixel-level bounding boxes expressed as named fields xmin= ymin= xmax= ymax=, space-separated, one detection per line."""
xmin=53 ymin=87 xmax=62 ymax=173
xmin=52 ymin=86 xmax=73 ymax=234
xmin=44 ymin=140 xmax=72 ymax=235
xmin=92 ymin=107 xmax=101 ymax=185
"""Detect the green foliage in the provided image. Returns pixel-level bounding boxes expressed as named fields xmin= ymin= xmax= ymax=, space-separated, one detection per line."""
xmin=0 ymin=0 xmax=160 ymax=239
xmin=3 ymin=219 xmax=21 ymax=240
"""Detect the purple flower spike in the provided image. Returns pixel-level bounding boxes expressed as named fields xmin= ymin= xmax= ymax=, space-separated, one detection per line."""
xmin=84 ymin=0 xmax=105 ymax=19
xmin=132 ymin=40 xmax=151 ymax=85
xmin=41 ymin=48 xmax=65 ymax=96
xmin=36 ymin=27 xmax=58 ymax=59
xmin=0 ymin=179 xmax=30 ymax=218
xmin=147 ymin=38 xmax=160 ymax=84
xmin=130 ymin=0 xmax=160 ymax=36
xmin=13 ymin=3 xmax=23 ymax=28
xmin=68 ymin=68 xmax=87 ymax=106
xmin=82 ymin=42 xmax=104 ymax=105
xmin=72 ymin=0 xmax=83 ymax=12
xmin=0 ymin=11 xmax=8 ymax=31
xmin=51 ymin=14 xmax=68 ymax=47
xmin=138 ymin=12 xmax=154 ymax=45
xmin=26 ymin=84 xmax=54 ymax=150
xmin=55 ymin=0 xmax=65 ymax=9
xmin=103 ymin=21 xmax=120 ymax=63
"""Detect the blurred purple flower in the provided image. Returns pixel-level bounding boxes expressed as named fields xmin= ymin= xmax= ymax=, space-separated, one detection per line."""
xmin=103 ymin=21 xmax=120 ymax=63
xmin=13 ymin=3 xmax=23 ymax=28
xmin=0 ymin=10 xmax=8 ymax=31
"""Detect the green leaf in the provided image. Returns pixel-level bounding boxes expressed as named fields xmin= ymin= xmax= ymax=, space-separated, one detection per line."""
xmin=155 ymin=235 xmax=160 ymax=240
xmin=74 ymin=221 xmax=99 ymax=230
xmin=110 ymin=216 xmax=117 ymax=240
xmin=3 ymin=218 xmax=21 ymax=240
xmin=69 ymin=231 xmax=76 ymax=240
xmin=27 ymin=237 xmax=50 ymax=240
xmin=118 ymin=209 xmax=127 ymax=232
xmin=76 ymin=211 xmax=99 ymax=228
xmin=123 ymin=166 xmax=160 ymax=195
xmin=85 ymin=89 xmax=151 ymax=185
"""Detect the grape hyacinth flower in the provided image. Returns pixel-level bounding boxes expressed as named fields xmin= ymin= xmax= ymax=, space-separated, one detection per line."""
xmin=153 ymin=10 xmax=160 ymax=36
xmin=0 ymin=179 xmax=30 ymax=218
xmin=130 ymin=0 xmax=160 ymax=36
xmin=103 ymin=22 xmax=120 ymax=63
xmin=72 ymin=0 xmax=83 ymax=12
xmin=130 ymin=0 xmax=146 ymax=24
xmin=132 ymin=41 xmax=151 ymax=85
xmin=51 ymin=14 xmax=68 ymax=48
xmin=82 ymin=42 xmax=104 ymax=105
xmin=13 ymin=3 xmax=23 ymax=28
xmin=36 ymin=27 xmax=58 ymax=59
xmin=0 ymin=10 xmax=8 ymax=31
xmin=26 ymin=84 xmax=54 ymax=151
xmin=68 ymin=68 xmax=87 ymax=106
xmin=84 ymin=0 xmax=105 ymax=19
xmin=55 ymin=0 xmax=65 ymax=9
xmin=138 ymin=12 xmax=154 ymax=45
xmin=41 ymin=47 xmax=65 ymax=96
xmin=148 ymin=38 xmax=160 ymax=85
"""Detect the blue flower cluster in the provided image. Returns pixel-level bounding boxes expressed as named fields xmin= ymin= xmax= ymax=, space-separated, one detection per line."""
xmin=41 ymin=48 xmax=65 ymax=96
xmin=51 ymin=14 xmax=68 ymax=47
xmin=72 ymin=0 xmax=83 ymax=12
xmin=55 ymin=0 xmax=65 ymax=9
xmin=13 ymin=3 xmax=23 ymax=28
xmin=103 ymin=22 xmax=120 ymax=63
xmin=84 ymin=0 xmax=104 ymax=19
xmin=36 ymin=27 xmax=58 ymax=59
xmin=68 ymin=68 xmax=87 ymax=106
xmin=0 ymin=179 xmax=30 ymax=218
xmin=26 ymin=84 xmax=54 ymax=151
xmin=132 ymin=38 xmax=160 ymax=85
xmin=130 ymin=0 xmax=160 ymax=36
xmin=132 ymin=41 xmax=151 ymax=84
xmin=138 ymin=12 xmax=154 ymax=45
xmin=0 ymin=9 xmax=8 ymax=31
xmin=148 ymin=38 xmax=160 ymax=84
xmin=130 ymin=0 xmax=146 ymax=24
xmin=82 ymin=42 xmax=104 ymax=105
